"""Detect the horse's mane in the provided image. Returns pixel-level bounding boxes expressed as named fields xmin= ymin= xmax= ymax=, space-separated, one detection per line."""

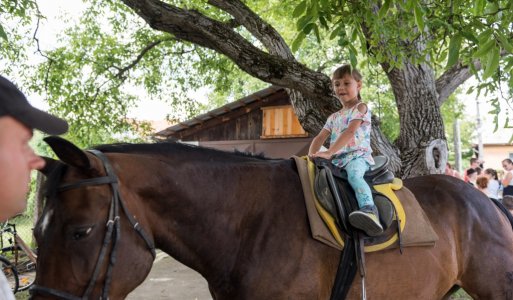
xmin=43 ymin=142 xmax=275 ymax=198
xmin=93 ymin=141 xmax=270 ymax=161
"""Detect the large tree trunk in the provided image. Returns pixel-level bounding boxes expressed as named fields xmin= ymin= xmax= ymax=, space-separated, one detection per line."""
xmin=384 ymin=62 xmax=447 ymax=177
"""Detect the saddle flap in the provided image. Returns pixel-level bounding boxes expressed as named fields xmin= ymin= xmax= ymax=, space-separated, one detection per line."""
xmin=314 ymin=168 xmax=339 ymax=225
xmin=374 ymin=195 xmax=395 ymax=229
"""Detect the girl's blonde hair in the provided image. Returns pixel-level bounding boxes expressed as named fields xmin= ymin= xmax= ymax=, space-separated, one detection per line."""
xmin=332 ymin=64 xmax=362 ymax=100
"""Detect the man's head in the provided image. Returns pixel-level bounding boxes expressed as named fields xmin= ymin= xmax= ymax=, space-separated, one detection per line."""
xmin=466 ymin=168 xmax=477 ymax=182
xmin=470 ymin=157 xmax=484 ymax=168
xmin=0 ymin=75 xmax=68 ymax=221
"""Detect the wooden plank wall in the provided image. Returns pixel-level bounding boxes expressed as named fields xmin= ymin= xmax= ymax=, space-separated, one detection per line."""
xmin=182 ymin=94 xmax=291 ymax=141
xmin=261 ymin=105 xmax=308 ymax=139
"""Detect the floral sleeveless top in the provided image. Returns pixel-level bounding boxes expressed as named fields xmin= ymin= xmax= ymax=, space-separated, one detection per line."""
xmin=323 ymin=102 xmax=374 ymax=168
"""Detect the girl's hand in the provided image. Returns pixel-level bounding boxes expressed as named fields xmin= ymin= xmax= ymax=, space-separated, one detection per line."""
xmin=312 ymin=151 xmax=334 ymax=159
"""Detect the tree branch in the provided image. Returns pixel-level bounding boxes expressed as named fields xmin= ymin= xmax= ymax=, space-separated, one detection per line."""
xmin=120 ymin=0 xmax=335 ymax=104
xmin=435 ymin=60 xmax=481 ymax=105
xmin=116 ymin=37 xmax=174 ymax=79
xmin=206 ymin=0 xmax=294 ymax=59
xmin=436 ymin=48 xmax=509 ymax=105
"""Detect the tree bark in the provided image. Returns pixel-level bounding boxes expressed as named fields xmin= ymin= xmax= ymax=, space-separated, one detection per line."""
xmin=34 ymin=172 xmax=46 ymax=226
xmin=384 ymin=62 xmax=447 ymax=177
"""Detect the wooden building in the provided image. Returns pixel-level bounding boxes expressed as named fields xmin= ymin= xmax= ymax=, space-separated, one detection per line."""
xmin=155 ymin=86 xmax=313 ymax=158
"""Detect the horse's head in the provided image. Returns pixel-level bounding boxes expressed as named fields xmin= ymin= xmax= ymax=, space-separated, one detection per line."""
xmin=31 ymin=136 xmax=155 ymax=300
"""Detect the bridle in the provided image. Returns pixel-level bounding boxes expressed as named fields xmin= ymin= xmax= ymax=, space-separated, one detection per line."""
xmin=30 ymin=150 xmax=156 ymax=300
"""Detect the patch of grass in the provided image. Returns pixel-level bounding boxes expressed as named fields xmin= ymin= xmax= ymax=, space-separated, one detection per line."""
xmin=449 ymin=288 xmax=472 ymax=299
xmin=15 ymin=290 xmax=30 ymax=299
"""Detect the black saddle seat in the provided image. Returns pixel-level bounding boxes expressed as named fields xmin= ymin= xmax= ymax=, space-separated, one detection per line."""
xmin=313 ymin=155 xmax=394 ymax=186
xmin=367 ymin=155 xmax=388 ymax=176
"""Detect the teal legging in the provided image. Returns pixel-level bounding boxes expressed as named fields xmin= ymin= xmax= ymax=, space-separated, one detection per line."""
xmin=345 ymin=158 xmax=374 ymax=208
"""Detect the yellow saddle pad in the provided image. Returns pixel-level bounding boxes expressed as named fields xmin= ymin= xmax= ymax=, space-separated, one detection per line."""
xmin=293 ymin=156 xmax=438 ymax=253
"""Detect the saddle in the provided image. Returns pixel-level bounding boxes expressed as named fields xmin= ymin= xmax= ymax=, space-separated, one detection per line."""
xmin=313 ymin=156 xmax=399 ymax=240
xmin=292 ymin=155 xmax=438 ymax=300
xmin=312 ymin=156 xmax=401 ymax=300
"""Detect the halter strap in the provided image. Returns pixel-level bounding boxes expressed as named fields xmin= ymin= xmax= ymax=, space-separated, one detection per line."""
xmin=31 ymin=149 xmax=156 ymax=300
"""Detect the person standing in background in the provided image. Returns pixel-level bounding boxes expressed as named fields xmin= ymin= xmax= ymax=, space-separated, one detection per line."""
xmin=466 ymin=168 xmax=478 ymax=186
xmin=483 ymin=168 xmax=502 ymax=202
xmin=476 ymin=176 xmax=489 ymax=195
xmin=464 ymin=158 xmax=483 ymax=183
xmin=502 ymin=159 xmax=513 ymax=198
xmin=445 ymin=162 xmax=461 ymax=179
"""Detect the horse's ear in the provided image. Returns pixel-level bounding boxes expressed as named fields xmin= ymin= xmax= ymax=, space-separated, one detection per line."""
xmin=43 ymin=136 xmax=91 ymax=170
xmin=39 ymin=156 xmax=60 ymax=176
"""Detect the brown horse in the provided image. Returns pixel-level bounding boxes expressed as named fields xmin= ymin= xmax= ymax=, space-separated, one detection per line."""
xmin=31 ymin=136 xmax=513 ymax=299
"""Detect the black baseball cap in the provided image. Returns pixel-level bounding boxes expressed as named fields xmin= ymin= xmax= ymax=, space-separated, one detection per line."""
xmin=0 ymin=75 xmax=68 ymax=135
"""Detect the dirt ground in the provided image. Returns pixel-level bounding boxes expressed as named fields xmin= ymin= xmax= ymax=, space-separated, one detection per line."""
xmin=127 ymin=252 xmax=212 ymax=300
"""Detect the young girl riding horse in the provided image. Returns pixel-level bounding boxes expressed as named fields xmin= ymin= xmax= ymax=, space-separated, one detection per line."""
xmin=308 ymin=64 xmax=382 ymax=237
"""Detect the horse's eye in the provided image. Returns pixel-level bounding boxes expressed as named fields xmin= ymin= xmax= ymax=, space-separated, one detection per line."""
xmin=72 ymin=226 xmax=94 ymax=240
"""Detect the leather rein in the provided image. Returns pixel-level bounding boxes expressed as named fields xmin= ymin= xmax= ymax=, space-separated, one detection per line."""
xmin=30 ymin=150 xmax=156 ymax=300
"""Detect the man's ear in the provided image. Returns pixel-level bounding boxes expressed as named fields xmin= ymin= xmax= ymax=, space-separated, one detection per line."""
xmin=43 ymin=136 xmax=91 ymax=170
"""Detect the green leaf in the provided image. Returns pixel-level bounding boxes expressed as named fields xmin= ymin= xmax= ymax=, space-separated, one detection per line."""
xmin=503 ymin=57 xmax=513 ymax=73
xmin=460 ymin=30 xmax=478 ymax=44
xmin=0 ymin=25 xmax=7 ymax=41
xmin=482 ymin=46 xmax=500 ymax=79
xmin=414 ymin=4 xmax=425 ymax=31
xmin=337 ymin=37 xmax=349 ymax=47
xmin=438 ymin=50 xmax=448 ymax=62
xmin=350 ymin=27 xmax=358 ymax=41
xmin=313 ymin=25 xmax=321 ymax=44
xmin=474 ymin=0 xmax=486 ymax=15
xmin=477 ymin=29 xmax=493 ymax=43
xmin=319 ymin=15 xmax=328 ymax=29
xmin=496 ymin=32 xmax=513 ymax=53
xmin=348 ymin=44 xmax=358 ymax=67
xmin=472 ymin=39 xmax=495 ymax=58
xmin=291 ymin=32 xmax=306 ymax=52
xmin=310 ymin=1 xmax=319 ymax=19
xmin=484 ymin=2 xmax=499 ymax=14
xmin=446 ymin=34 xmax=462 ymax=68
xmin=303 ymin=23 xmax=315 ymax=34
xmin=320 ymin=0 xmax=330 ymax=10
xmin=292 ymin=0 xmax=307 ymax=18
xmin=296 ymin=15 xmax=313 ymax=31
xmin=378 ymin=0 xmax=392 ymax=19
xmin=329 ymin=23 xmax=345 ymax=40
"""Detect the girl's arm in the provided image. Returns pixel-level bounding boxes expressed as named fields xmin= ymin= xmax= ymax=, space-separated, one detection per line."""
xmin=502 ymin=172 xmax=512 ymax=186
xmin=313 ymin=103 xmax=368 ymax=159
xmin=308 ymin=129 xmax=330 ymax=156
xmin=319 ymin=119 xmax=362 ymax=158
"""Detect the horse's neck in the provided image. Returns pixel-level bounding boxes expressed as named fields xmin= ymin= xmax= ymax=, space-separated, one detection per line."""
xmin=135 ymin=157 xmax=305 ymax=281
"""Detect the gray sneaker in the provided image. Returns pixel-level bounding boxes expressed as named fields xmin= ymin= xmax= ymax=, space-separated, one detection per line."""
xmin=348 ymin=205 xmax=384 ymax=237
